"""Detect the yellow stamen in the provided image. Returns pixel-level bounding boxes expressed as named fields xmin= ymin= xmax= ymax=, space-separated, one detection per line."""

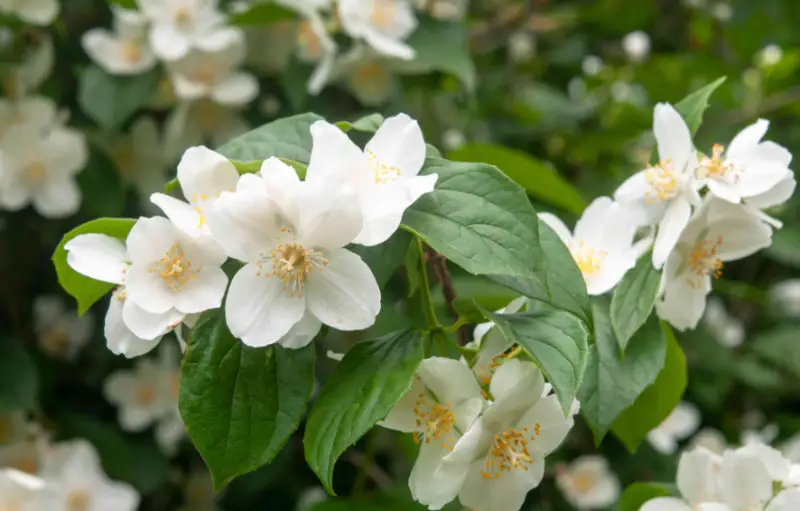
xmin=481 ymin=426 xmax=540 ymax=479
xmin=67 ymin=490 xmax=91 ymax=511
xmin=135 ymin=385 xmax=156 ymax=406
xmin=686 ymin=236 xmax=724 ymax=288
xmin=370 ymin=0 xmax=396 ymax=30
xmin=569 ymin=241 xmax=607 ymax=278
xmin=412 ymin=394 xmax=456 ymax=450
xmin=120 ymin=40 xmax=143 ymax=64
xmin=256 ymin=230 xmax=328 ymax=298
xmin=148 ymin=242 xmax=200 ymax=292
xmin=25 ymin=161 xmax=46 ymax=184
xmin=367 ymin=148 xmax=401 ymax=184
xmin=697 ymin=144 xmax=737 ymax=181
xmin=644 ymin=159 xmax=679 ymax=204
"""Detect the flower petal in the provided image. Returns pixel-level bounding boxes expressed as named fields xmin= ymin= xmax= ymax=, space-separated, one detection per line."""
xmin=278 ymin=309 xmax=323 ymax=349
xmin=417 ymin=357 xmax=484 ymax=407
xmin=362 ymin=28 xmax=415 ymax=60
xmin=352 ymin=182 xmax=414 ymax=246
xmin=125 ymin=216 xmax=176 ymax=265
xmin=380 ymin=378 xmax=426 ymax=433
xmin=727 ymin=119 xmax=769 ymax=161
xmin=105 ymin=293 xmax=162 ymax=358
xmin=652 ymin=197 xmax=691 ymax=269
xmin=518 ymin=394 xmax=574 ymax=456
xmin=656 ymin=269 xmax=710 ymax=331
xmin=207 ymin=191 xmax=282 ymax=262
xmin=177 ymin=146 xmax=240 ymax=201
xmin=410 ymin=440 xmax=469 ymax=510
xmin=212 ymin=72 xmax=259 ymax=106
xmin=676 ymin=447 xmax=722 ymax=504
xmin=306 ymin=120 xmax=370 ymax=186
xmin=125 ymin=263 xmax=178 ymax=314
xmin=654 ymin=103 xmax=693 ymax=170
xmin=149 ymin=23 xmax=191 ymax=61
xmin=640 ymin=497 xmax=694 ymax=511
xmin=121 ymin=296 xmax=183 ymax=340
xmin=458 ymin=455 xmax=545 ymax=511
xmin=150 ymin=193 xmax=203 ymax=238
xmin=538 ymin=212 xmax=573 ymax=245
xmin=721 ymin=449 xmax=773 ymax=510
xmin=31 ymin=176 xmax=81 ymax=218
xmin=173 ymin=267 xmax=228 ymax=314
xmin=296 ymin=178 xmax=363 ymax=249
xmin=65 ymin=234 xmax=129 ymax=285
xmin=365 ymin=114 xmax=426 ymax=179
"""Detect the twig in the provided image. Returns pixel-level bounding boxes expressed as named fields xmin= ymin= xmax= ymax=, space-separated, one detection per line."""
xmin=717 ymin=85 xmax=800 ymax=125
xmin=425 ymin=249 xmax=470 ymax=346
xmin=345 ymin=451 xmax=391 ymax=490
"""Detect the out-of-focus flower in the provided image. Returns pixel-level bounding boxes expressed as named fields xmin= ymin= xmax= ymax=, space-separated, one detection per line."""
xmin=338 ymin=0 xmax=418 ymax=60
xmin=32 ymin=295 xmax=93 ymax=360
xmin=164 ymin=99 xmax=250 ymax=160
xmin=2 ymin=35 xmax=54 ymax=100
xmin=277 ymin=0 xmax=338 ymax=94
xmin=181 ymin=470 xmax=220 ymax=511
xmin=581 ymin=55 xmax=603 ymax=76
xmin=641 ymin=447 xmax=721 ymax=510
xmin=0 ymin=0 xmax=58 ymax=25
xmin=556 ymin=456 xmax=621 ymax=510
xmin=296 ymin=487 xmax=328 ymax=511
xmin=702 ymin=297 xmax=745 ymax=348
xmin=508 ymin=31 xmax=536 ymax=62
xmin=647 ymin=402 xmax=701 ymax=454
xmin=0 ymin=468 xmax=45 ymax=510
xmin=691 ymin=428 xmax=728 ymax=454
xmin=711 ymin=2 xmax=733 ymax=22
xmin=758 ymin=45 xmax=783 ymax=67
xmin=82 ymin=8 xmax=156 ymax=75
xmin=622 ymin=31 xmax=651 ymax=62
xmin=442 ymin=129 xmax=467 ymax=152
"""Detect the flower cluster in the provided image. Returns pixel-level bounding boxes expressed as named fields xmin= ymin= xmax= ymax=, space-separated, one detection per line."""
xmin=65 ymin=114 xmax=436 ymax=356
xmin=542 ymin=103 xmax=794 ymax=330
xmin=642 ymin=443 xmax=800 ymax=511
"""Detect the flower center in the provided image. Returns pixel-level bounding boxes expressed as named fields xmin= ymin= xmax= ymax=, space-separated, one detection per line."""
xmin=572 ymin=473 xmax=595 ymax=494
xmin=686 ymin=237 xmax=723 ymax=288
xmin=370 ymin=0 xmax=396 ymax=30
xmin=366 ymin=148 xmax=401 ymax=184
xmin=174 ymin=6 xmax=192 ymax=26
xmin=41 ymin=325 xmax=70 ymax=357
xmin=482 ymin=426 xmax=540 ymax=479
xmin=644 ymin=159 xmax=679 ymax=203
xmin=193 ymin=101 xmax=219 ymax=129
xmin=412 ymin=393 xmax=456 ymax=450
xmin=67 ymin=490 xmax=91 ymax=511
xmin=149 ymin=242 xmax=201 ymax=292
xmin=135 ymin=384 xmax=156 ymax=406
xmin=297 ymin=20 xmax=321 ymax=60
xmin=25 ymin=161 xmax=46 ymax=184
xmin=196 ymin=63 xmax=216 ymax=85
xmin=257 ymin=233 xmax=328 ymax=298
xmin=121 ymin=40 xmax=143 ymax=63
xmin=569 ymin=241 xmax=607 ymax=278
xmin=12 ymin=454 xmax=38 ymax=475
xmin=697 ymin=144 xmax=737 ymax=181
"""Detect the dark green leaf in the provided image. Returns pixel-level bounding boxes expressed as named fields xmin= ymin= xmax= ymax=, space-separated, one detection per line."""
xmin=750 ymin=327 xmax=800 ymax=378
xmin=336 ymin=113 xmax=385 ymax=133
xmin=406 ymin=16 xmax=475 ymax=91
xmin=766 ymin=227 xmax=800 ymax=268
xmin=674 ymin=76 xmax=726 ymax=135
xmin=230 ymin=1 xmax=295 ymax=25
xmin=52 ymin=218 xmax=136 ymax=315
xmin=402 ymin=158 xmax=542 ymax=278
xmin=78 ymin=66 xmax=159 ymax=131
xmin=449 ymin=143 xmax=587 ymax=215
xmin=619 ymin=482 xmax=673 ymax=511
xmin=349 ymin=230 xmax=411 ymax=289
xmin=179 ymin=310 xmax=315 ymax=490
xmin=579 ymin=299 xmax=667 ymax=444
xmin=485 ymin=308 xmax=590 ymax=414
xmin=0 ymin=339 xmax=38 ymax=413
xmin=610 ymin=256 xmax=661 ymax=351
xmin=217 ymin=112 xmax=323 ymax=162
xmin=611 ymin=323 xmax=687 ymax=453
xmin=107 ymin=0 xmax=136 ymax=9
xmin=304 ymin=330 xmax=424 ymax=494
xmin=77 ymin=149 xmax=127 ymax=218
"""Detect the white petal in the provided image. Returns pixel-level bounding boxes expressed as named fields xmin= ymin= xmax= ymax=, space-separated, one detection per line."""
xmin=706 ymin=178 xmax=743 ymax=204
xmin=207 ymin=191 xmax=282 ymax=262
xmin=714 ymin=218 xmax=773 ymax=262
xmin=362 ymin=28 xmax=415 ymax=60
xmin=150 ymin=24 xmax=191 ymax=61
xmin=739 ymin=443 xmax=791 ymax=482
xmin=365 ymin=114 xmax=426 ymax=179
xmin=278 ymin=309 xmax=323 ymax=349
xmin=490 ymin=359 xmax=544 ymax=406
xmin=573 ymin=196 xmax=616 ymax=247
xmin=721 ymin=449 xmax=773 ymax=510
xmin=410 ymin=440 xmax=469 ymax=510
xmin=65 ymin=234 xmax=129 ymax=285
xmin=458 ymin=456 xmax=545 ymax=511
xmin=31 ymin=176 xmax=81 ymax=218
xmin=746 ymin=176 xmax=796 ymax=209
xmin=305 ymin=248 xmax=381 ymax=331
xmin=150 ymin=193 xmax=204 ymax=237
xmin=125 ymin=216 xmax=177 ymax=265
xmin=105 ymin=294 xmax=162 ymax=357
xmin=652 ymin=198 xmax=691 ymax=269
xmin=171 ymin=267 xmax=227 ymax=314
xmin=380 ymin=378 xmax=426 ymax=433
xmin=177 ymin=146 xmax=240 ymax=201
xmin=518 ymin=394 xmax=574 ymax=456
xmin=640 ymin=498 xmax=694 ymax=511
xmin=656 ymin=271 xmax=709 ymax=331
xmin=296 ymin=178 xmax=363 ymax=249
xmin=615 ymin=169 xmax=651 ymax=202
xmin=225 ymin=264 xmax=306 ymax=347
xmin=585 ymin=253 xmax=636 ymax=295
xmin=767 ymin=489 xmax=800 ymax=511
xmin=258 ymin=156 xmax=301 ymax=218
xmin=734 ymin=163 xmax=792 ymax=198
xmin=125 ymin=263 xmax=178 ymax=314
xmin=654 ymin=103 xmax=693 ymax=170
xmin=538 ymin=212 xmax=573 ymax=244
xmin=352 ymin=182 xmax=414 ymax=246
xmin=306 ymin=120 xmax=370 ymax=186
xmin=727 ymin=119 xmax=769 ymax=161
xmin=122 ymin=296 xmax=183 ymax=340
xmin=677 ymin=447 xmax=722 ymax=504
xmin=212 ymin=72 xmax=259 ymax=106
xmin=16 ymin=0 xmax=59 ymax=24
xmin=417 ymin=357 xmax=484 ymax=407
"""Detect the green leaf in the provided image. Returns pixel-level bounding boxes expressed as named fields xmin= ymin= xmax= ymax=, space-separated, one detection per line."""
xmin=0 ymin=339 xmax=38 ymax=413
xmin=107 ymin=0 xmax=136 ymax=9
xmin=619 ymin=482 xmax=673 ymax=511
xmin=610 ymin=256 xmax=661 ymax=351
xmin=402 ymin=158 xmax=542 ymax=278
xmin=217 ymin=112 xmax=323 ymax=162
xmin=766 ymin=227 xmax=800 ymax=268
xmin=179 ymin=310 xmax=315 ymax=490
xmin=406 ymin=16 xmax=476 ymax=91
xmin=164 ymin=157 xmax=307 ymax=193
xmin=578 ymin=299 xmax=667 ymax=444
xmin=750 ymin=327 xmax=800 ymax=378
xmin=349 ymin=230 xmax=411 ymax=289
xmin=304 ymin=330 xmax=424 ymax=494
xmin=336 ymin=113 xmax=385 ymax=133
xmin=491 ymin=219 xmax=591 ymax=325
xmin=230 ymin=1 xmax=295 ymax=25
xmin=484 ymin=308 xmax=590 ymax=414
xmin=674 ymin=76 xmax=726 ymax=135
xmin=448 ymin=143 xmax=586 ymax=215
xmin=77 ymin=66 xmax=159 ymax=131
xmin=52 ymin=218 xmax=136 ymax=315
xmin=611 ymin=323 xmax=688 ymax=452
xmin=77 ymin=149 xmax=127 ymax=218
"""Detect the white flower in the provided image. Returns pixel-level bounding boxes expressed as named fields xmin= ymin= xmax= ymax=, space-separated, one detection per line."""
xmin=758 ymin=45 xmax=783 ymax=67
xmin=711 ymin=2 xmax=733 ymax=22
xmin=2 ymin=34 xmax=53 ymax=101
xmin=0 ymin=96 xmax=59 ymax=139
xmin=539 ymin=197 xmax=640 ymax=295
xmin=35 ymin=440 xmax=139 ymax=511
xmin=322 ymin=45 xmax=396 ymax=105
xmin=442 ymin=129 xmax=466 ymax=152
xmin=439 ymin=360 xmax=578 ymax=511
xmin=640 ymin=446 xmax=722 ymax=511
xmin=781 ymin=434 xmax=800 ymax=463
xmin=429 ymin=0 xmax=468 ymax=20
xmin=695 ymin=120 xmax=792 ymax=205
xmin=508 ymin=31 xmax=536 ymax=62
xmin=296 ymin=487 xmax=328 ymax=511
xmin=32 ymin=295 xmax=93 ymax=360
xmin=622 ymin=31 xmax=651 ymax=62
xmin=656 ymin=198 xmax=773 ymax=330
xmin=555 ymin=455 xmax=621 ymax=510
xmin=581 ymin=55 xmax=603 ymax=76
xmin=0 ymin=434 xmax=47 ymax=476
xmin=742 ymin=423 xmax=779 ymax=447
xmin=150 ymin=146 xmax=239 ymax=238
xmin=740 ymin=140 xmax=795 ymax=228
xmin=0 ymin=125 xmax=87 ymax=218
xmin=64 ymin=233 xmax=183 ymax=352
xmin=306 ymin=114 xmax=436 ymax=246
xmin=82 ymin=8 xmax=156 ymax=75
xmin=0 ymin=412 xmax=35 ymax=446
xmin=691 ymin=428 xmax=728 ymax=454
xmin=702 ymin=297 xmax=745 ymax=348
xmin=0 ymin=0 xmax=58 ymax=25
xmin=210 ymin=158 xmax=381 ymax=348
xmin=646 ymin=402 xmax=701 ymax=454
xmin=614 ymin=103 xmax=701 ymax=268
xmin=0 ymin=468 xmax=45 ymax=510
xmin=338 ymin=0 xmax=418 ymax=60
xmin=167 ymin=33 xmax=258 ymax=106
xmin=138 ymin=0 xmax=239 ymax=62
xmin=770 ymin=279 xmax=800 ymax=317
xmin=381 ymin=357 xmax=486 ymax=510
xmin=164 ymin=100 xmax=250 ymax=161
xmin=470 ymin=297 xmax=526 ymax=384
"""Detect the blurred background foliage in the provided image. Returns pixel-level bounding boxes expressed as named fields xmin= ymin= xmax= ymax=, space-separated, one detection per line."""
xmin=2 ymin=0 xmax=800 ymax=509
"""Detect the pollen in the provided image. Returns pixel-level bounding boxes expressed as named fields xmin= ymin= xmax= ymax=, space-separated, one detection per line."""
xmin=135 ymin=385 xmax=156 ymax=406
xmin=25 ymin=161 xmax=46 ymax=184
xmin=370 ymin=0 xmax=397 ymax=30
xmin=481 ymin=426 xmax=540 ymax=479
xmin=367 ymin=148 xmax=401 ymax=184
xmin=569 ymin=241 xmax=607 ymax=278
xmin=697 ymin=144 xmax=737 ymax=181
xmin=412 ymin=394 xmax=456 ymax=450
xmin=644 ymin=159 xmax=679 ymax=204
xmin=686 ymin=236 xmax=724 ymax=288
xmin=67 ymin=490 xmax=92 ymax=511
xmin=174 ymin=6 xmax=192 ymax=25
xmin=196 ymin=63 xmax=216 ymax=85
xmin=120 ymin=40 xmax=143 ymax=64
xmin=148 ymin=242 xmax=201 ymax=292
xmin=257 ymin=234 xmax=328 ymax=298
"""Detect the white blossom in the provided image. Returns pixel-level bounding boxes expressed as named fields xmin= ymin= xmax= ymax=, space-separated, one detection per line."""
xmin=555 ymin=455 xmax=621 ymax=510
xmin=702 ymin=297 xmax=745 ymax=348
xmin=469 ymin=297 xmax=526 ymax=384
xmin=180 ymin=471 xmax=220 ymax=511
xmin=164 ymin=100 xmax=250 ymax=161
xmin=640 ymin=447 xmax=722 ymax=511
xmin=0 ymin=0 xmax=58 ymax=25
xmin=0 ymin=96 xmax=59 ymax=139
xmin=338 ymin=0 xmax=418 ymax=60
xmin=276 ymin=0 xmax=338 ymax=94
xmin=622 ymin=31 xmax=651 ymax=62
xmin=691 ymin=428 xmax=728 ymax=454
xmin=508 ymin=31 xmax=536 ymax=62
xmin=581 ymin=55 xmax=603 ymax=76
xmin=32 ymin=295 xmax=93 ymax=361
xmin=770 ymin=279 xmax=800 ymax=317
xmin=647 ymin=402 xmax=701 ymax=454
xmin=0 ymin=468 xmax=45 ymax=510
xmin=539 ymin=197 xmax=641 ymax=295
xmin=306 ymin=114 xmax=436 ymax=246
xmin=82 ymin=8 xmax=156 ymax=75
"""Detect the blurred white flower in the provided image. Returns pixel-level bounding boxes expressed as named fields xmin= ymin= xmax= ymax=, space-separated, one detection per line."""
xmin=0 ymin=412 xmax=34 ymax=447
xmin=656 ymin=199 xmax=773 ymax=330
xmin=711 ymin=2 xmax=733 ymax=22
xmin=182 ymin=470 xmax=220 ymax=511
xmin=36 ymin=440 xmax=140 ymax=511
xmin=442 ymin=129 xmax=467 ymax=152
xmin=641 ymin=447 xmax=722 ymax=511
xmin=0 ymin=0 xmax=58 ymax=25
xmin=277 ymin=0 xmax=338 ymax=94
xmin=211 ymin=158 xmax=381 ymax=348
xmin=683 ymin=0 xmax=707 ymax=7
xmin=0 ymin=96 xmax=59 ymax=141
xmin=0 ymin=468 xmax=45 ymax=510
xmin=508 ymin=31 xmax=536 ymax=62
xmin=32 ymin=295 xmax=94 ymax=360
xmin=296 ymin=487 xmax=328 ymax=511
xmin=647 ymin=402 xmax=701 ymax=454
xmin=469 ymin=297 xmax=526 ymax=384
xmin=318 ymin=45 xmax=397 ymax=105
xmin=260 ymin=96 xmax=282 ymax=117
xmin=758 ymin=45 xmax=783 ymax=67
xmin=0 ymin=125 xmax=87 ymax=218
xmin=781 ymin=434 xmax=800 ymax=463
xmin=539 ymin=197 xmax=641 ymax=295
xmin=702 ymin=297 xmax=745 ymax=347
xmin=339 ymin=0 xmax=418 ymax=60
xmin=690 ymin=427 xmax=728 ymax=454
xmin=429 ymin=0 xmax=468 ymax=20
xmin=82 ymin=8 xmax=156 ymax=75
xmin=742 ymin=423 xmax=779 ymax=447
xmin=581 ymin=55 xmax=603 ymax=76
xmin=556 ymin=455 xmax=621 ymax=510
xmin=2 ymin=35 xmax=54 ymax=100
xmin=622 ymin=31 xmax=651 ymax=62
xmin=0 ymin=414 xmax=48 ymax=475
xmin=164 ymin=99 xmax=250 ymax=161
xmin=769 ymin=279 xmax=800 ymax=317
xmin=306 ymin=114 xmax=436 ymax=246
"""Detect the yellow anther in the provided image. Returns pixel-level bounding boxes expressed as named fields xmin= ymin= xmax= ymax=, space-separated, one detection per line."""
xmin=25 ymin=161 xmax=46 ymax=184
xmin=412 ymin=394 xmax=456 ymax=450
xmin=260 ymin=237 xmax=328 ymax=297
xmin=148 ymin=242 xmax=199 ymax=292
xmin=697 ymin=144 xmax=736 ymax=181
xmin=370 ymin=0 xmax=396 ymax=30
xmin=644 ymin=159 xmax=679 ymax=204
xmin=569 ymin=241 xmax=607 ymax=278
xmin=686 ymin=237 xmax=724 ymax=288
xmin=367 ymin=148 xmax=401 ymax=184
xmin=481 ymin=426 xmax=540 ymax=480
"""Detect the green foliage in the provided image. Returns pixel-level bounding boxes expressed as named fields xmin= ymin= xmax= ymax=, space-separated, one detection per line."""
xmin=106 ymin=0 xmax=136 ymax=9
xmin=611 ymin=324 xmax=688 ymax=452
xmin=485 ymin=307 xmax=590 ymax=414
xmin=336 ymin=113 xmax=386 ymax=133
xmin=304 ymin=330 xmax=424 ymax=494
xmin=619 ymin=482 xmax=674 ymax=511
xmin=673 ymin=77 xmax=727 ymax=136
xmin=217 ymin=113 xmax=324 ymax=162
xmin=179 ymin=310 xmax=316 ymax=490
xmin=579 ymin=299 xmax=667 ymax=444
xmin=0 ymin=339 xmax=38 ymax=413
xmin=51 ymin=218 xmax=135 ymax=315
xmin=406 ymin=16 xmax=475 ymax=91
xmin=349 ymin=230 xmax=412 ymax=289
xmin=449 ymin=143 xmax=587 ymax=215
xmin=750 ymin=327 xmax=800 ymax=378
xmin=78 ymin=66 xmax=160 ymax=132
xmin=766 ymin=227 xmax=800 ymax=267
xmin=229 ymin=2 xmax=295 ymax=25
xmin=611 ymin=256 xmax=662 ymax=351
